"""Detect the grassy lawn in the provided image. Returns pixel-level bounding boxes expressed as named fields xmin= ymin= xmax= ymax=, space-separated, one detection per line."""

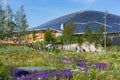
xmin=0 ymin=45 xmax=120 ymax=79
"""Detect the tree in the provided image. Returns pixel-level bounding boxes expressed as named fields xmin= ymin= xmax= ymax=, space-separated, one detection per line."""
xmin=32 ymin=30 xmax=36 ymax=41
xmin=0 ymin=1 xmax=5 ymax=40
xmin=61 ymin=21 xmax=77 ymax=50
xmin=97 ymin=26 xmax=105 ymax=46
xmin=14 ymin=5 xmax=28 ymax=42
xmin=0 ymin=3 xmax=16 ymax=40
xmin=83 ymin=27 xmax=94 ymax=51
xmin=44 ymin=29 xmax=56 ymax=44
xmin=14 ymin=5 xmax=28 ymax=31
xmin=96 ymin=26 xmax=111 ymax=47
xmin=76 ymin=34 xmax=84 ymax=51
xmin=84 ymin=27 xmax=93 ymax=44
xmin=62 ymin=21 xmax=77 ymax=44
xmin=5 ymin=5 xmax=14 ymax=39
xmin=77 ymin=35 xmax=84 ymax=46
xmin=83 ymin=26 xmax=111 ymax=50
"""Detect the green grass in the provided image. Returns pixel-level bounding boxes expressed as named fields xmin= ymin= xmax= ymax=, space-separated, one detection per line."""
xmin=0 ymin=45 xmax=120 ymax=79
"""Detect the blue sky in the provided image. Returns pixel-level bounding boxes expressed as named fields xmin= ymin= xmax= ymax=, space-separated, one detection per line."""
xmin=3 ymin=0 xmax=120 ymax=28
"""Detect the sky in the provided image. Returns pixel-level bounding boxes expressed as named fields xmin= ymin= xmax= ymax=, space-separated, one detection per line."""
xmin=2 ymin=0 xmax=120 ymax=28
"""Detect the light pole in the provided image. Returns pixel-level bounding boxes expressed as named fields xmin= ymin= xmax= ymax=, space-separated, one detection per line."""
xmin=104 ymin=10 xmax=108 ymax=52
xmin=74 ymin=16 xmax=109 ymax=52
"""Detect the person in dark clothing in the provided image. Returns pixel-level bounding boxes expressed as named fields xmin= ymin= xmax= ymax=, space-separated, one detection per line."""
xmin=30 ymin=43 xmax=34 ymax=49
xmin=82 ymin=48 xmax=86 ymax=52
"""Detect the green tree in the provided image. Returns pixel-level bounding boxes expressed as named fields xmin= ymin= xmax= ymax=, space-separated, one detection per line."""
xmin=44 ymin=29 xmax=56 ymax=44
xmin=32 ymin=30 xmax=36 ymax=41
xmin=0 ymin=2 xmax=5 ymax=40
xmin=14 ymin=5 xmax=28 ymax=43
xmin=76 ymin=34 xmax=84 ymax=51
xmin=83 ymin=27 xmax=101 ymax=51
xmin=94 ymin=26 xmax=111 ymax=47
xmin=55 ymin=35 xmax=65 ymax=45
xmin=84 ymin=27 xmax=93 ymax=44
xmin=77 ymin=34 xmax=84 ymax=46
xmin=97 ymin=26 xmax=105 ymax=46
xmin=5 ymin=5 xmax=15 ymax=39
xmin=14 ymin=5 xmax=28 ymax=31
xmin=83 ymin=26 xmax=111 ymax=48
xmin=62 ymin=21 xmax=76 ymax=44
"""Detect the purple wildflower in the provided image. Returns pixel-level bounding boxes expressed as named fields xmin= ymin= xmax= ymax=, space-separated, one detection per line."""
xmin=96 ymin=63 xmax=107 ymax=70
xmin=76 ymin=62 xmax=86 ymax=68
xmin=12 ymin=69 xmax=29 ymax=77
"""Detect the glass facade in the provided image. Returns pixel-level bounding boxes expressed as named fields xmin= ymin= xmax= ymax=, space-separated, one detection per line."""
xmin=32 ymin=10 xmax=120 ymax=33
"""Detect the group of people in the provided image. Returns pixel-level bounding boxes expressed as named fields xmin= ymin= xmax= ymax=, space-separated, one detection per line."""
xmin=28 ymin=43 xmax=87 ymax=52
xmin=28 ymin=43 xmax=43 ymax=50
xmin=75 ymin=46 xmax=86 ymax=52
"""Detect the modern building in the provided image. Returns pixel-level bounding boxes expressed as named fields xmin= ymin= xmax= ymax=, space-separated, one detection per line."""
xmin=28 ymin=10 xmax=120 ymax=45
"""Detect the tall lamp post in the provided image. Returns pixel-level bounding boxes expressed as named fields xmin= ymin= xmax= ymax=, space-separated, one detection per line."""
xmin=74 ymin=14 xmax=109 ymax=53
xmin=104 ymin=10 xmax=108 ymax=52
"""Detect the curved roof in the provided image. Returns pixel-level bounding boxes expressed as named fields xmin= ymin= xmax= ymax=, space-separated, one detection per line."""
xmin=31 ymin=10 xmax=120 ymax=33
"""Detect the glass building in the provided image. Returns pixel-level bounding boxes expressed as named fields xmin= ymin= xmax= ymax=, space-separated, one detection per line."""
xmin=31 ymin=10 xmax=120 ymax=34
xmin=29 ymin=10 xmax=120 ymax=45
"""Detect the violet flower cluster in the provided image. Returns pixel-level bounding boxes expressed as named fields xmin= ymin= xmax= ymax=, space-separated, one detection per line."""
xmin=75 ymin=58 xmax=107 ymax=71
xmin=11 ymin=69 xmax=73 ymax=80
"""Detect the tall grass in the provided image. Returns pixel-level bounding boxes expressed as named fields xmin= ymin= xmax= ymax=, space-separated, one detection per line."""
xmin=0 ymin=45 xmax=120 ymax=79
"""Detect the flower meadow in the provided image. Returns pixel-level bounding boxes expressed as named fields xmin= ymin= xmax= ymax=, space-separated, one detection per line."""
xmin=12 ymin=69 xmax=73 ymax=80
xmin=0 ymin=46 xmax=120 ymax=79
xmin=10 ymin=57 xmax=108 ymax=80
